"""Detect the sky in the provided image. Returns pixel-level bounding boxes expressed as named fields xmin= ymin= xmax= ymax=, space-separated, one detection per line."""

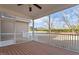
xmin=29 ymin=5 xmax=79 ymax=29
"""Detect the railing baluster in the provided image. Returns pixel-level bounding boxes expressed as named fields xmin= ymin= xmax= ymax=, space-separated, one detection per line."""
xmin=60 ymin=34 xmax=62 ymax=47
xmin=68 ymin=34 xmax=69 ymax=49
xmin=75 ymin=34 xmax=77 ymax=50
xmin=74 ymin=34 xmax=76 ymax=50
xmin=70 ymin=34 xmax=72 ymax=49
xmin=72 ymin=34 xmax=74 ymax=50
xmin=77 ymin=34 xmax=79 ymax=51
xmin=60 ymin=35 xmax=62 ymax=47
xmin=65 ymin=35 xmax=67 ymax=48
xmin=71 ymin=34 xmax=73 ymax=49
xmin=66 ymin=34 xmax=68 ymax=48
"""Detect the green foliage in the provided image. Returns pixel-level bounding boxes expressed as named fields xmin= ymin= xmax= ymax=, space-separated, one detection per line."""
xmin=76 ymin=25 xmax=79 ymax=30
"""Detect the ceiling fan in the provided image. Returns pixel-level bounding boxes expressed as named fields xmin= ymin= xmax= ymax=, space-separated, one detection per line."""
xmin=17 ymin=4 xmax=42 ymax=12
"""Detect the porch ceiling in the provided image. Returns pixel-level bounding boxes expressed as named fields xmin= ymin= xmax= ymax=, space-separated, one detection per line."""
xmin=0 ymin=4 xmax=76 ymax=19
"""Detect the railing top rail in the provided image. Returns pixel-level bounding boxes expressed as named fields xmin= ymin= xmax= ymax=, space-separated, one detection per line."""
xmin=31 ymin=32 xmax=79 ymax=35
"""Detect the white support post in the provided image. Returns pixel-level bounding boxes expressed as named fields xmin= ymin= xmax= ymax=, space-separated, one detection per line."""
xmin=14 ymin=21 xmax=16 ymax=43
xmin=32 ymin=19 xmax=34 ymax=40
xmin=48 ymin=15 xmax=51 ymax=44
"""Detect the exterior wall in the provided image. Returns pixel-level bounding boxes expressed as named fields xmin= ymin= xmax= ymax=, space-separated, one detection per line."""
xmin=0 ymin=10 xmax=30 ymax=46
xmin=1 ymin=18 xmax=30 ymax=41
xmin=15 ymin=21 xmax=30 ymax=42
xmin=0 ymin=18 xmax=16 ymax=47
xmin=0 ymin=16 xmax=30 ymax=47
xmin=1 ymin=19 xmax=15 ymax=41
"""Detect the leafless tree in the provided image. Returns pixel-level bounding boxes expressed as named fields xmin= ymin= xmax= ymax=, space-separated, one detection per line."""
xmin=73 ymin=9 xmax=79 ymax=30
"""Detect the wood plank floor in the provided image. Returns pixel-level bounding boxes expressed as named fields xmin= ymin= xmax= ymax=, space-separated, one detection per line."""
xmin=0 ymin=41 xmax=79 ymax=55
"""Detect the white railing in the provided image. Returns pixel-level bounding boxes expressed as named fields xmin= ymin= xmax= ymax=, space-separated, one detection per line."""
xmin=33 ymin=33 xmax=79 ymax=53
xmin=1 ymin=32 xmax=79 ymax=52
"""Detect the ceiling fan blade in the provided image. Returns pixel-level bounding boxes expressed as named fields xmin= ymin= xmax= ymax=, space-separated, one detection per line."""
xmin=17 ymin=4 xmax=23 ymax=6
xmin=29 ymin=7 xmax=32 ymax=12
xmin=33 ymin=4 xmax=42 ymax=9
